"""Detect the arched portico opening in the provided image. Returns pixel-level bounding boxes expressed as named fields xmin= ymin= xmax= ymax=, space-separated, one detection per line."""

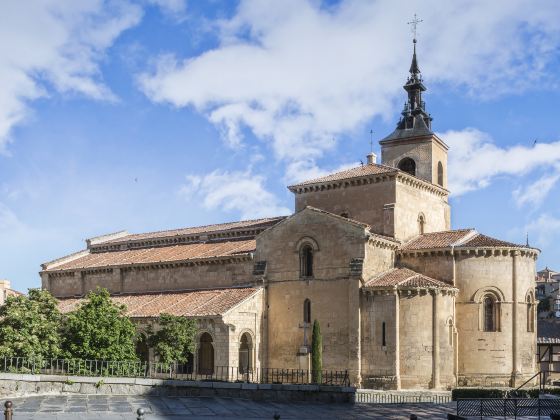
xmin=197 ymin=332 xmax=214 ymax=375
xmin=238 ymin=332 xmax=253 ymax=374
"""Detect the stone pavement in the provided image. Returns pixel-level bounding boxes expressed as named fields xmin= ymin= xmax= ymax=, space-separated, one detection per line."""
xmin=3 ymin=395 xmax=457 ymax=419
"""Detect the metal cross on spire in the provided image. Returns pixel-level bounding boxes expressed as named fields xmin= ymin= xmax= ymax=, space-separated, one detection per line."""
xmin=407 ymin=13 xmax=423 ymax=42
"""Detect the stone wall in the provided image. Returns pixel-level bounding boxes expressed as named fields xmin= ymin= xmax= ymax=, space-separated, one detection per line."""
xmin=0 ymin=374 xmax=355 ymax=403
xmin=454 ymin=251 xmax=537 ymax=387
xmin=293 ymin=179 xmax=396 ymax=237
xmin=361 ymin=290 xmax=455 ymax=390
xmin=223 ymin=288 xmax=265 ymax=371
xmin=360 ymin=292 xmax=398 ymax=389
xmin=256 ymin=209 xmax=367 ymax=385
xmin=394 ymin=179 xmax=450 ymax=242
xmin=45 ymin=259 xmax=254 ymax=298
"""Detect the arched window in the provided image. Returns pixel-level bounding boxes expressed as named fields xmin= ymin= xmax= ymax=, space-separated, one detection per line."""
xmin=197 ymin=333 xmax=214 ymax=375
xmin=398 ymin=157 xmax=416 ymax=176
xmin=483 ymin=296 xmax=498 ymax=332
xmin=418 ymin=213 xmax=426 ymax=235
xmin=303 ymin=299 xmax=311 ymax=324
xmin=527 ymin=293 xmax=535 ymax=332
xmin=239 ymin=333 xmax=253 ymax=374
xmin=300 ymin=244 xmax=314 ymax=278
xmin=437 ymin=161 xmax=444 ymax=187
xmin=447 ymin=318 xmax=454 ymax=346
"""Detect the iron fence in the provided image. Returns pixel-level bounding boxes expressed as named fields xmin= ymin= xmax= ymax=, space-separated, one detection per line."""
xmin=0 ymin=357 xmax=349 ymax=387
xmin=356 ymin=391 xmax=451 ymax=404
xmin=457 ymin=398 xmax=560 ymax=417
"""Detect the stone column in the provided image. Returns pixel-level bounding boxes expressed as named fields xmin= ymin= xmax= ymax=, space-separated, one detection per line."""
xmin=511 ymin=251 xmax=520 ymax=386
xmin=394 ymin=290 xmax=401 ymax=390
xmin=348 ymin=279 xmax=362 ymax=387
xmin=431 ymin=290 xmax=441 ymax=389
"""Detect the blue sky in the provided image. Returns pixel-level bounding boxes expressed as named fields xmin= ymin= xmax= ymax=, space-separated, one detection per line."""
xmin=1 ymin=0 xmax=560 ymax=292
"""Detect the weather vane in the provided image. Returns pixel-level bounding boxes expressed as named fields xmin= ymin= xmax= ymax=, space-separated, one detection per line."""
xmin=407 ymin=13 xmax=423 ymax=42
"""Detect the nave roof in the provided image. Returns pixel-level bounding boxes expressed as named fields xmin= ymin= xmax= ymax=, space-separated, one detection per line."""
xmin=57 ymin=286 xmax=259 ymax=318
xmin=43 ymin=239 xmax=256 ymax=272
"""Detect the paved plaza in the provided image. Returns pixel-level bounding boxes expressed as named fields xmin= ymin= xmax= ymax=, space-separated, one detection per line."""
xmin=2 ymin=395 xmax=457 ymax=419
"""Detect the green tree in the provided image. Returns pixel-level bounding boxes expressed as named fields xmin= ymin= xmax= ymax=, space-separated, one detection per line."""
xmin=62 ymin=288 xmax=138 ymax=361
xmin=148 ymin=313 xmax=197 ymax=365
xmin=0 ymin=289 xmax=62 ymax=362
xmin=311 ymin=319 xmax=322 ymax=384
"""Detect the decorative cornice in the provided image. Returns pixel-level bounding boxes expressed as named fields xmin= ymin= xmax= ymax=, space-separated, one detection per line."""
xmin=399 ymin=247 xmax=539 ymax=260
xmin=289 ymin=173 xmax=397 ymax=194
xmin=363 ymin=287 xmax=458 ymax=296
xmin=289 ymin=170 xmax=448 ymax=198
xmin=90 ymin=229 xmax=267 ymax=253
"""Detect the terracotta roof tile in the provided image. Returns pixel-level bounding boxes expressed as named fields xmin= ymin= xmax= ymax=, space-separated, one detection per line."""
xmin=57 ymin=287 xmax=259 ymax=318
xmin=45 ymin=239 xmax=256 ymax=272
xmin=401 ymin=229 xmax=526 ymax=251
xmin=364 ymin=268 xmax=453 ymax=289
xmin=288 ymin=163 xmax=397 ymax=189
xmin=461 ymin=234 xmax=523 ymax=248
xmin=400 ymin=229 xmax=474 ymax=250
xmin=103 ymin=217 xmax=285 ymax=244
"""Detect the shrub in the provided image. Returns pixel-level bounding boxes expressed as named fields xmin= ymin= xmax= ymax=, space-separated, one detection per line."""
xmin=311 ymin=320 xmax=322 ymax=384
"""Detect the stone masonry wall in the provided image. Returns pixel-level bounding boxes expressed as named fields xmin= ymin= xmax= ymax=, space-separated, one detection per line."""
xmin=294 ymin=180 xmax=396 ymax=237
xmin=455 ymin=252 xmax=537 ymax=387
xmin=46 ymin=259 xmax=254 ymax=298
xmin=256 ymin=209 xmax=367 ymax=385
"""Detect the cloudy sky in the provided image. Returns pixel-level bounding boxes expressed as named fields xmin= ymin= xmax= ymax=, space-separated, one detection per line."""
xmin=1 ymin=0 xmax=560 ymax=292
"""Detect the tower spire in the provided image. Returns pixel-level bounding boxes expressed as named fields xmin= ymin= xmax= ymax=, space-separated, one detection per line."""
xmin=409 ymin=39 xmax=420 ymax=75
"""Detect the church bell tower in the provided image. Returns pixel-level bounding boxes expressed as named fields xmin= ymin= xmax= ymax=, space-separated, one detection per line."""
xmin=379 ymin=38 xmax=448 ymax=189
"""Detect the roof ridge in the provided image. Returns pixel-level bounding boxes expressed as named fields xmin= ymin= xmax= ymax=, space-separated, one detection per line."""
xmin=450 ymin=229 xmax=478 ymax=247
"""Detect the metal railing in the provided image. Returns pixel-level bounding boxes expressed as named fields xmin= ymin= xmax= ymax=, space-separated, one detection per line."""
xmin=355 ymin=391 xmax=451 ymax=404
xmin=0 ymin=357 xmax=349 ymax=386
xmin=457 ymin=397 xmax=560 ymax=417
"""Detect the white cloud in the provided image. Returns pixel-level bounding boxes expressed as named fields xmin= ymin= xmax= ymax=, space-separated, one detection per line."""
xmin=513 ymin=170 xmax=560 ymax=208
xmin=525 ymin=214 xmax=560 ymax=248
xmin=443 ymin=128 xmax=560 ymax=196
xmin=179 ymin=169 xmax=291 ymax=219
xmin=0 ymin=1 xmax=144 ymax=151
xmin=138 ymin=0 xmax=560 ymax=181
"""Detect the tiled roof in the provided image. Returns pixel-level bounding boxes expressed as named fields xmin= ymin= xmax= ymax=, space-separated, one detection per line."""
xmin=400 ymin=229 xmax=474 ymax=250
xmin=538 ymin=319 xmax=560 ymax=344
xmin=364 ymin=268 xmax=453 ymax=289
xmin=58 ymin=287 xmax=259 ymax=318
xmin=460 ymin=234 xmax=523 ymax=248
xmin=401 ymin=229 xmax=526 ymax=251
xmin=288 ymin=163 xmax=397 ymax=189
xmin=101 ymin=217 xmax=285 ymax=245
xmin=44 ymin=239 xmax=256 ymax=272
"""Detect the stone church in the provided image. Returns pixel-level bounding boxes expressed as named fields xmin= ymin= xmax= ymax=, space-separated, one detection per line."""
xmin=41 ymin=41 xmax=538 ymax=390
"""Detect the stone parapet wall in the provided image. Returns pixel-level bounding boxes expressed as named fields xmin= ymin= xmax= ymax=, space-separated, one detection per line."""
xmin=0 ymin=373 xmax=355 ymax=403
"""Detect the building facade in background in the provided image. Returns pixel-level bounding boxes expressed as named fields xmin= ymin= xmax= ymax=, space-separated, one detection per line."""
xmin=41 ymin=42 xmax=539 ymax=390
